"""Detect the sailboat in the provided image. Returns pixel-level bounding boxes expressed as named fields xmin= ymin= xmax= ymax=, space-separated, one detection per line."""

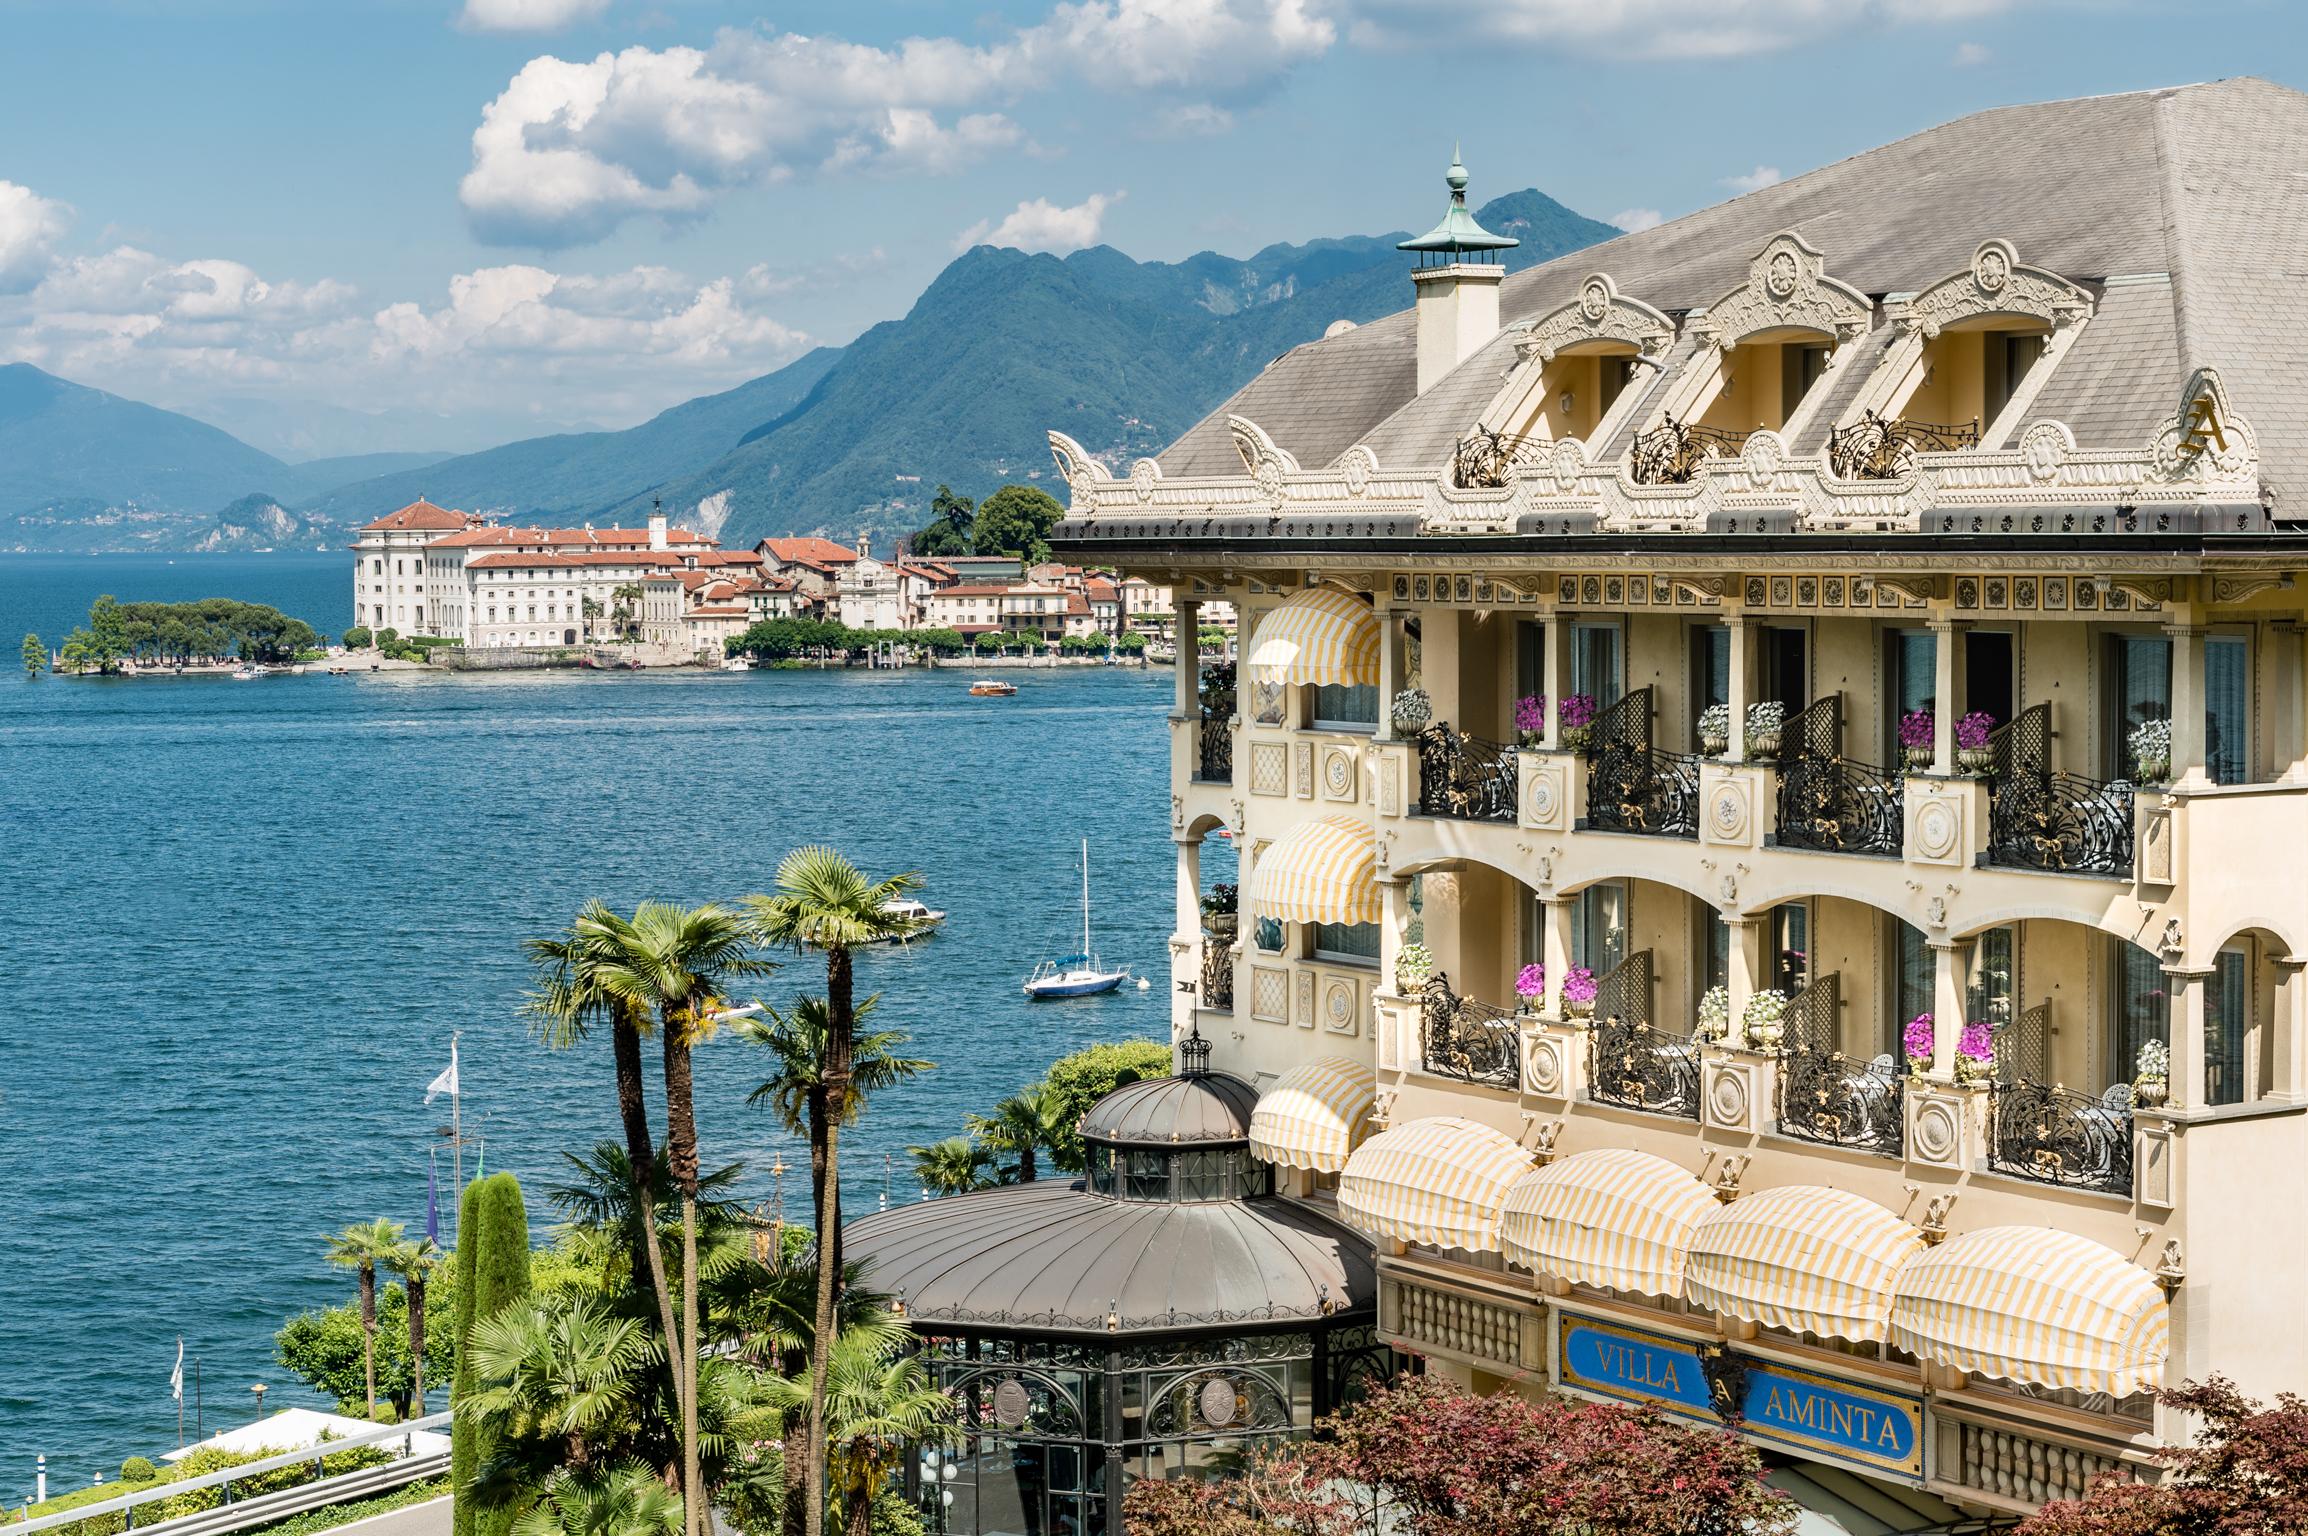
xmin=1022 ymin=839 xmax=1130 ymax=999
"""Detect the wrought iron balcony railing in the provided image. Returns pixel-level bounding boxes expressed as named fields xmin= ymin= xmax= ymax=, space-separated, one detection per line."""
xmin=1770 ymin=973 xmax=1903 ymax=1156
xmin=1418 ymin=973 xmax=1520 ymax=1090
xmin=1826 ymin=409 xmax=1981 ymax=480
xmin=1772 ymin=695 xmax=1904 ymax=856
xmin=1986 ymin=705 xmax=2133 ymax=877
xmin=1199 ymin=941 xmax=1234 ymax=1012
xmin=1195 ymin=711 xmax=1233 ymax=784
xmin=1417 ymin=724 xmax=1518 ymax=823
xmin=1988 ymin=1079 xmax=2135 ymax=1196
xmin=1629 ymin=417 xmax=1748 ymax=485
xmin=1452 ymin=427 xmax=1543 ymax=490
xmin=1581 ymin=687 xmax=1701 ymax=838
xmin=1583 ymin=951 xmax=1700 ymax=1120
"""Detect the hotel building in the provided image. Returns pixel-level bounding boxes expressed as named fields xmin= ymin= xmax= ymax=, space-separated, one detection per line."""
xmin=1051 ymin=79 xmax=2308 ymax=1527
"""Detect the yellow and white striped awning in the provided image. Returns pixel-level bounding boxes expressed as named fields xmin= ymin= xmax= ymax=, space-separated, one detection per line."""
xmin=1251 ymin=815 xmax=1380 ymax=925
xmin=1250 ymin=1056 xmax=1377 ymax=1174
xmin=1246 ymin=587 xmax=1381 ymax=687
xmin=1685 ymin=1186 xmax=1923 ymax=1344
xmin=1499 ymin=1148 xmax=1718 ymax=1300
xmin=1890 ymin=1226 xmax=2170 ymax=1398
xmin=1337 ymin=1116 xmax=1533 ymax=1253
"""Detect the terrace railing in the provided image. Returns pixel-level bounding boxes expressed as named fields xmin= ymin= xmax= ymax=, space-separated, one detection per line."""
xmin=1417 ymin=724 xmax=1519 ymax=823
xmin=1200 ymin=941 xmax=1235 ymax=1012
xmin=1827 ymin=409 xmax=1981 ymax=480
xmin=1630 ymin=417 xmax=1749 ymax=485
xmin=1586 ymin=950 xmax=1700 ymax=1120
xmin=1452 ymin=427 xmax=1544 ymax=490
xmin=1195 ymin=711 xmax=1233 ymax=783
xmin=1987 ymin=704 xmax=2134 ymax=876
xmin=1773 ymin=694 xmax=1905 ymax=856
xmin=1989 ymin=1078 xmax=2135 ymax=1196
xmin=1770 ymin=972 xmax=1904 ymax=1156
xmin=1584 ymin=687 xmax=1700 ymax=838
xmin=1419 ymin=973 xmax=1521 ymax=1090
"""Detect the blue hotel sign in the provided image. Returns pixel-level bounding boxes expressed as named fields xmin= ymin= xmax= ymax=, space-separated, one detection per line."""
xmin=1559 ymin=1315 xmax=1924 ymax=1480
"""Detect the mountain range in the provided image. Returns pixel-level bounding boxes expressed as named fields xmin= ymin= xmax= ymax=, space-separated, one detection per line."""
xmin=2 ymin=191 xmax=1616 ymax=554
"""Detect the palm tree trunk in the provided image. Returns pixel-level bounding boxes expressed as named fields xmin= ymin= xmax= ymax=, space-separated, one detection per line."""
xmin=611 ymin=1010 xmax=678 ymax=1444
xmin=1021 ymin=1142 xmax=1037 ymax=1184
xmin=805 ymin=944 xmax=855 ymax=1536
xmin=360 ymin=1268 xmax=377 ymax=1418
xmin=409 ymin=1275 xmax=427 ymax=1416
xmin=662 ymin=1028 xmax=704 ymax=1536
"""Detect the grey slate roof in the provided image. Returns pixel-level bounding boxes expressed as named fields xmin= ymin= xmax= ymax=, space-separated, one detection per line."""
xmin=1155 ymin=79 xmax=2308 ymax=504
xmin=845 ymin=1179 xmax=1376 ymax=1334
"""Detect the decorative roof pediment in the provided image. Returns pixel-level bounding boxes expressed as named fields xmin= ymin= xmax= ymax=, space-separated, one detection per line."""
xmin=1891 ymin=239 xmax=2093 ymax=339
xmin=1514 ymin=273 xmax=1676 ymax=364
xmin=1694 ymin=231 xmax=1872 ymax=349
xmin=1048 ymin=430 xmax=1112 ymax=510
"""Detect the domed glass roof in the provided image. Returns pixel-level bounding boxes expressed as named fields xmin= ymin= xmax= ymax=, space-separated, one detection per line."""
xmin=1077 ymin=1070 xmax=1258 ymax=1147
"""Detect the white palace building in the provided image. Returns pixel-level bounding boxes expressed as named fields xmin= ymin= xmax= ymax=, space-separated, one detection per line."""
xmin=1046 ymin=79 xmax=2308 ymax=1529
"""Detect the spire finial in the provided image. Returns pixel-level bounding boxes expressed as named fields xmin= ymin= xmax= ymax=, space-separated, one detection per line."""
xmin=1446 ymin=143 xmax=1468 ymax=197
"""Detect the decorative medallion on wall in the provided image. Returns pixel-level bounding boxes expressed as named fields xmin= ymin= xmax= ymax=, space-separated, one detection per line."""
xmin=1705 ymin=780 xmax=1752 ymax=845
xmin=1909 ymin=796 xmax=1961 ymax=863
xmin=1523 ymin=761 xmax=1566 ymax=831
xmin=1199 ymin=1377 xmax=1242 ymax=1429
xmin=1321 ymin=745 xmax=1357 ymax=801
xmin=1526 ymin=1035 xmax=1566 ymax=1097
xmin=993 ymin=1379 xmax=1032 ymax=1429
xmin=1129 ymin=458 xmax=1161 ymax=503
xmin=1323 ymin=977 xmax=1358 ymax=1035
xmin=2020 ymin=420 xmax=2070 ymax=485
xmin=1908 ymin=1094 xmax=1963 ymax=1168
xmin=1249 ymin=742 xmax=1288 ymax=797
xmin=1703 ymin=1060 xmax=1752 ymax=1132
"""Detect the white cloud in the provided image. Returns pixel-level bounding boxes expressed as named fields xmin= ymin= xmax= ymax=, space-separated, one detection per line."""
xmin=1953 ymin=40 xmax=1991 ymax=65
xmin=1146 ymin=102 xmax=1237 ymax=137
xmin=956 ymin=192 xmax=1122 ymax=255
xmin=0 ymin=182 xmax=73 ymax=293
xmin=1721 ymin=164 xmax=1783 ymax=194
xmin=1341 ymin=0 xmax=2037 ymax=60
xmin=1608 ymin=207 xmax=1663 ymax=233
xmin=461 ymin=3 xmax=1331 ymax=246
xmin=456 ymin=0 xmax=609 ymax=33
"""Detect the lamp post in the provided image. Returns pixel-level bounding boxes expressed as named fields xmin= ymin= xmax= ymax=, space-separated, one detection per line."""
xmin=249 ymin=1383 xmax=267 ymax=1424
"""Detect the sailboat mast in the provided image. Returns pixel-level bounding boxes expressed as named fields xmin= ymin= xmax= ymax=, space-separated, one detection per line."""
xmin=1080 ymin=837 xmax=1092 ymax=955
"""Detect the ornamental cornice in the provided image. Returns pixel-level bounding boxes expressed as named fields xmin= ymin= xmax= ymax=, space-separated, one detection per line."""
xmin=1888 ymin=239 xmax=2094 ymax=340
xmin=1513 ymin=272 xmax=1676 ymax=364
xmin=1692 ymin=231 xmax=1873 ymax=349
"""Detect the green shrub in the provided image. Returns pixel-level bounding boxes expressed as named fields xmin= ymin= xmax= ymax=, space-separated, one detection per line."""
xmin=376 ymin=629 xmax=401 ymax=648
xmin=453 ymin=1175 xmax=531 ymax=1536
xmin=340 ymin=627 xmax=372 ymax=649
xmin=277 ymin=1277 xmax=454 ymax=1407
xmin=1040 ymin=1039 xmax=1173 ymax=1172
xmin=118 ymin=1458 xmax=157 ymax=1484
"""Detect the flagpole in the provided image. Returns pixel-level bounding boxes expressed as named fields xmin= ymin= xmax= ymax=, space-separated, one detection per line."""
xmin=194 ymin=1357 xmax=203 ymax=1440
xmin=451 ymin=1032 xmax=463 ymax=1206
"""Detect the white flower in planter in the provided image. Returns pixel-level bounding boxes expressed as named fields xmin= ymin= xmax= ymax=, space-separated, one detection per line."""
xmin=1391 ymin=688 xmax=1433 ymax=732
xmin=1740 ymin=988 xmax=1789 ymax=1045
xmin=1696 ymin=985 xmax=1731 ymax=1041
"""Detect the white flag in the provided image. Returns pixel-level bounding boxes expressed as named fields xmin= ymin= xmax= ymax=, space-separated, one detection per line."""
xmin=171 ymin=1339 xmax=184 ymax=1403
xmin=425 ymin=1040 xmax=460 ymax=1105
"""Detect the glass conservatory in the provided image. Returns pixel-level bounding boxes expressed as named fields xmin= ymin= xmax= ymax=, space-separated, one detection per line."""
xmin=844 ymin=1040 xmax=1383 ymax=1536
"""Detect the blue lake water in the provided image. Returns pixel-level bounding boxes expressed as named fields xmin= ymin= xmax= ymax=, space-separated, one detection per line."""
xmin=0 ymin=555 xmax=1194 ymax=1498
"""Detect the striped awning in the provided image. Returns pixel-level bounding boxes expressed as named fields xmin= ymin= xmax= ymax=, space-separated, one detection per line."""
xmin=1890 ymin=1226 xmax=2170 ymax=1397
xmin=1685 ymin=1186 xmax=1923 ymax=1344
xmin=1499 ymin=1148 xmax=1718 ymax=1299
xmin=1338 ymin=1116 xmax=1533 ymax=1253
xmin=1246 ymin=587 xmax=1380 ymax=687
xmin=1250 ymin=1056 xmax=1377 ymax=1174
xmin=1251 ymin=815 xmax=1380 ymax=925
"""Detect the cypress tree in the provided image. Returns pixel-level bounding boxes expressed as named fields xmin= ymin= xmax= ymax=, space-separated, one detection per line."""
xmin=465 ymin=1176 xmax=532 ymax=1536
xmin=449 ymin=1179 xmax=485 ymax=1536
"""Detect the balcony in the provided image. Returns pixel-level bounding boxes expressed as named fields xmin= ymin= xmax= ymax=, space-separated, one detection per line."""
xmin=1452 ymin=427 xmax=1540 ymax=491
xmin=1771 ymin=695 xmax=1905 ymax=857
xmin=1199 ymin=940 xmax=1234 ymax=1012
xmin=1826 ymin=409 xmax=1980 ymax=480
xmin=1582 ymin=951 xmax=1701 ymax=1120
xmin=1195 ymin=710 xmax=1233 ymax=784
xmin=1987 ymin=1002 xmax=2133 ymax=1195
xmin=1583 ymin=687 xmax=1700 ymax=839
xmin=1770 ymin=974 xmax=1906 ymax=1158
xmin=1417 ymin=724 xmax=1519 ymax=823
xmin=1417 ymin=973 xmax=1521 ymax=1090
xmin=1984 ymin=705 xmax=2133 ymax=878
xmin=1629 ymin=417 xmax=1748 ymax=486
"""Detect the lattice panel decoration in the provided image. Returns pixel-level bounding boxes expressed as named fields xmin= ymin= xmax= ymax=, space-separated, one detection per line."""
xmin=1249 ymin=741 xmax=1289 ymax=797
xmin=1249 ymin=965 xmax=1290 ymax=1024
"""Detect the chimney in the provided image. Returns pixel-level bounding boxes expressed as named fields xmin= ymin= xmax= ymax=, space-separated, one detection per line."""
xmin=1398 ymin=147 xmax=1518 ymax=396
xmin=648 ymin=497 xmax=668 ymax=552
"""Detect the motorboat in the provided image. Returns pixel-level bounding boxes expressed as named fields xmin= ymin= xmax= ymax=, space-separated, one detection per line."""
xmin=721 ymin=656 xmax=752 ymax=672
xmin=877 ymin=897 xmax=946 ymax=942
xmin=1023 ymin=840 xmax=1129 ymax=999
xmin=969 ymin=678 xmax=1018 ymax=697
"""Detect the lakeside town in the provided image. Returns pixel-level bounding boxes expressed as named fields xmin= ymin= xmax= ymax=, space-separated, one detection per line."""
xmin=14 ymin=7 xmax=2308 ymax=1536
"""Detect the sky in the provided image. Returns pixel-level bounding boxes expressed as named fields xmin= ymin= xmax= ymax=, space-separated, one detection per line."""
xmin=0 ymin=0 xmax=2300 ymax=459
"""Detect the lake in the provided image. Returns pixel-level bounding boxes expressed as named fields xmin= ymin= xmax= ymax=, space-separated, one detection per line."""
xmin=0 ymin=554 xmax=1196 ymax=1497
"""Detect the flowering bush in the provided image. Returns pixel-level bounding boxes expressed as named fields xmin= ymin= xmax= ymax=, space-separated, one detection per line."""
xmin=1903 ymin=1012 xmax=1936 ymax=1062
xmin=1898 ymin=709 xmax=1936 ymax=752
xmin=1200 ymin=883 xmax=1238 ymax=917
xmin=1395 ymin=942 xmax=1433 ymax=987
xmin=1561 ymin=965 xmax=1598 ymax=1006
xmin=1956 ymin=710 xmax=1997 ymax=750
xmin=1559 ymin=694 xmax=1599 ymax=730
xmin=1741 ymin=989 xmax=1789 ymax=1044
xmin=1390 ymin=687 xmax=1432 ymax=732
xmin=1515 ymin=962 xmax=1545 ymax=1002
xmin=1696 ymin=985 xmax=1731 ymax=1040
xmin=1514 ymin=694 xmax=1548 ymax=739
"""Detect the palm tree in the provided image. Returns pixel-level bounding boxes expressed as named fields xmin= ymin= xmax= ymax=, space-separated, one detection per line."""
xmin=466 ymin=1294 xmax=660 ymax=1474
xmin=743 ymin=848 xmax=924 ymax=1536
xmin=759 ymin=1319 xmax=951 ymax=1536
xmin=610 ymin=585 xmax=644 ymax=646
xmin=509 ymin=1461 xmax=683 ymax=1536
xmin=324 ymin=1218 xmax=405 ymax=1420
xmin=575 ymin=901 xmax=771 ymax=1536
xmin=908 ymin=1136 xmax=994 ymax=1196
xmin=969 ymin=1085 xmax=1070 ymax=1184
xmin=383 ymin=1235 xmax=443 ymax=1415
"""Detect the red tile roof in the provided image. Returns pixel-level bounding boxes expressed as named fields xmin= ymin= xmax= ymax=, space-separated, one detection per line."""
xmin=430 ymin=525 xmax=712 ymax=550
xmin=932 ymin=584 xmax=1013 ymax=598
xmin=363 ymin=499 xmax=469 ymax=532
xmin=756 ymin=536 xmax=860 ymax=567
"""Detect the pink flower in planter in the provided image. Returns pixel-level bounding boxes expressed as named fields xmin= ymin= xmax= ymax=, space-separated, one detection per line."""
xmin=1559 ymin=694 xmax=1598 ymax=730
xmin=1956 ymin=711 xmax=1997 ymax=750
xmin=1561 ymin=965 xmax=1598 ymax=1004
xmin=1903 ymin=1012 xmax=1936 ymax=1060
xmin=1898 ymin=710 xmax=1935 ymax=751
xmin=1513 ymin=695 xmax=1548 ymax=735
xmin=1957 ymin=1020 xmax=1996 ymax=1064
xmin=1516 ymin=962 xmax=1545 ymax=1000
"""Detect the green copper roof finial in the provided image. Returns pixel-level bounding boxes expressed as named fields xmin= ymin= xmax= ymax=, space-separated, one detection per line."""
xmin=1399 ymin=145 xmax=1517 ymax=260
